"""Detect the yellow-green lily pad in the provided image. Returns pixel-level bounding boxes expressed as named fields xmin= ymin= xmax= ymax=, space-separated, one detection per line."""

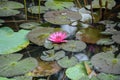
xmin=0 ymin=27 xmax=29 ymax=54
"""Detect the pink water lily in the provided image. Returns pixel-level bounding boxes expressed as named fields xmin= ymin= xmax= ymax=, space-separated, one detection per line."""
xmin=48 ymin=31 xmax=67 ymax=43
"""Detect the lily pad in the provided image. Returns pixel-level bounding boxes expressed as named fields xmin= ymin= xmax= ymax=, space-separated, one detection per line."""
xmin=27 ymin=59 xmax=61 ymax=77
xmin=28 ymin=6 xmax=48 ymax=14
xmin=92 ymin=0 xmax=116 ymax=9
xmin=19 ymin=22 xmax=41 ymax=30
xmin=97 ymin=38 xmax=114 ymax=45
xmin=61 ymin=40 xmax=86 ymax=52
xmin=0 ymin=27 xmax=29 ymax=54
xmin=44 ymin=10 xmax=82 ymax=25
xmin=0 ymin=1 xmax=24 ymax=9
xmin=0 ymin=53 xmax=38 ymax=77
xmin=45 ymin=0 xmax=74 ymax=10
xmin=66 ymin=62 xmax=87 ymax=80
xmin=112 ymin=34 xmax=120 ymax=44
xmin=27 ymin=27 xmax=61 ymax=46
xmin=0 ymin=19 xmax=4 ymax=26
xmin=0 ymin=9 xmax=20 ymax=17
xmin=57 ymin=56 xmax=78 ymax=68
xmin=91 ymin=51 xmax=120 ymax=74
xmin=0 ymin=77 xmax=15 ymax=80
xmin=14 ymin=76 xmax=32 ymax=80
xmin=40 ymin=50 xmax=65 ymax=61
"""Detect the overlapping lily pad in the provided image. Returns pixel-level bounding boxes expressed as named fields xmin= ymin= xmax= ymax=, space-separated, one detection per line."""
xmin=27 ymin=59 xmax=61 ymax=77
xmin=0 ymin=53 xmax=38 ymax=77
xmin=14 ymin=76 xmax=32 ymax=80
xmin=57 ymin=56 xmax=78 ymax=68
xmin=45 ymin=0 xmax=74 ymax=10
xmin=19 ymin=22 xmax=41 ymax=30
xmin=65 ymin=62 xmax=87 ymax=80
xmin=91 ymin=51 xmax=120 ymax=74
xmin=61 ymin=40 xmax=86 ymax=52
xmin=92 ymin=0 xmax=116 ymax=9
xmin=112 ymin=33 xmax=120 ymax=44
xmin=0 ymin=27 xmax=29 ymax=54
xmin=44 ymin=10 xmax=82 ymax=25
xmin=97 ymin=38 xmax=114 ymax=45
xmin=40 ymin=50 xmax=65 ymax=61
xmin=27 ymin=27 xmax=62 ymax=46
xmin=28 ymin=6 xmax=48 ymax=14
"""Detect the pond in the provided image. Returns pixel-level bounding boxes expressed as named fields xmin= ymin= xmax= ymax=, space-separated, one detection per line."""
xmin=0 ymin=0 xmax=120 ymax=80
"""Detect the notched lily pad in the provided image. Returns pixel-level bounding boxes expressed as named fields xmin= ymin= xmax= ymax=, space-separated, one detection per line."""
xmin=44 ymin=10 xmax=82 ymax=25
xmin=19 ymin=22 xmax=41 ymax=30
xmin=91 ymin=51 xmax=120 ymax=74
xmin=40 ymin=50 xmax=65 ymax=61
xmin=0 ymin=53 xmax=38 ymax=77
xmin=27 ymin=27 xmax=61 ymax=46
xmin=57 ymin=56 xmax=78 ymax=68
xmin=28 ymin=6 xmax=48 ymax=14
xmin=61 ymin=40 xmax=86 ymax=52
xmin=45 ymin=0 xmax=74 ymax=10
xmin=0 ymin=27 xmax=29 ymax=54
xmin=27 ymin=59 xmax=61 ymax=77
xmin=66 ymin=62 xmax=87 ymax=80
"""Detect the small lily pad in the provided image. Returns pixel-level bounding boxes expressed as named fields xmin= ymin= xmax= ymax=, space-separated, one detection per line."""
xmin=0 ymin=77 xmax=15 ymax=80
xmin=0 ymin=1 xmax=24 ymax=9
xmin=41 ymin=50 xmax=65 ymax=61
xmin=91 ymin=51 xmax=120 ymax=74
xmin=66 ymin=62 xmax=87 ymax=80
xmin=0 ymin=9 xmax=20 ymax=17
xmin=45 ymin=0 xmax=74 ymax=10
xmin=0 ymin=27 xmax=29 ymax=54
xmin=14 ymin=76 xmax=32 ymax=80
xmin=61 ymin=40 xmax=86 ymax=52
xmin=112 ymin=34 xmax=120 ymax=44
xmin=27 ymin=27 xmax=61 ymax=46
xmin=28 ymin=6 xmax=48 ymax=14
xmin=97 ymin=38 xmax=114 ymax=45
xmin=27 ymin=59 xmax=61 ymax=77
xmin=19 ymin=22 xmax=41 ymax=30
xmin=0 ymin=19 xmax=4 ymax=26
xmin=44 ymin=10 xmax=82 ymax=25
xmin=57 ymin=56 xmax=78 ymax=68
xmin=0 ymin=53 xmax=38 ymax=77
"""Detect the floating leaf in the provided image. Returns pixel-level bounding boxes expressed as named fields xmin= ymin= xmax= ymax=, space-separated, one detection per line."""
xmin=0 ymin=77 xmax=15 ymax=80
xmin=0 ymin=9 xmax=20 ymax=17
xmin=117 ymin=12 xmax=120 ymax=18
xmin=0 ymin=27 xmax=29 ymax=54
xmin=41 ymin=50 xmax=65 ymax=61
xmin=27 ymin=27 xmax=61 ymax=46
xmin=28 ymin=6 xmax=48 ymax=14
xmin=45 ymin=0 xmax=74 ymax=10
xmin=92 ymin=0 xmax=116 ymax=9
xmin=0 ymin=53 xmax=38 ymax=77
xmin=91 ymin=51 xmax=120 ymax=74
xmin=27 ymin=59 xmax=61 ymax=77
xmin=61 ymin=40 xmax=86 ymax=52
xmin=112 ymin=34 xmax=120 ymax=44
xmin=0 ymin=19 xmax=4 ymax=26
xmin=57 ymin=56 xmax=78 ymax=68
xmin=97 ymin=38 xmax=114 ymax=45
xmin=14 ymin=76 xmax=32 ymax=80
xmin=44 ymin=10 xmax=82 ymax=25
xmin=0 ymin=1 xmax=24 ymax=9
xmin=19 ymin=22 xmax=41 ymax=30
xmin=66 ymin=62 xmax=87 ymax=80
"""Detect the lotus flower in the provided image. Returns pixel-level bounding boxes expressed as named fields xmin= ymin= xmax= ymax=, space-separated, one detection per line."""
xmin=48 ymin=31 xmax=67 ymax=43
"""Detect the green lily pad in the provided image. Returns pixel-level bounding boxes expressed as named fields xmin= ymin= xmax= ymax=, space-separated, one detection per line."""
xmin=97 ymin=38 xmax=114 ymax=45
xmin=57 ymin=56 xmax=78 ymax=68
xmin=0 ymin=27 xmax=29 ymax=54
xmin=117 ymin=12 xmax=120 ymax=18
xmin=0 ymin=19 xmax=4 ymax=26
xmin=44 ymin=10 xmax=82 ymax=25
xmin=61 ymin=40 xmax=86 ymax=52
xmin=0 ymin=77 xmax=15 ymax=80
xmin=0 ymin=53 xmax=38 ymax=77
xmin=45 ymin=0 xmax=74 ymax=10
xmin=66 ymin=62 xmax=87 ymax=80
xmin=91 ymin=51 xmax=120 ymax=74
xmin=0 ymin=9 xmax=20 ymax=17
xmin=19 ymin=22 xmax=41 ymax=30
xmin=28 ymin=6 xmax=48 ymax=14
xmin=0 ymin=1 xmax=24 ymax=9
xmin=112 ymin=34 xmax=120 ymax=44
xmin=92 ymin=0 xmax=116 ymax=9
xmin=14 ymin=76 xmax=32 ymax=80
xmin=40 ymin=50 xmax=65 ymax=61
xmin=27 ymin=27 xmax=62 ymax=46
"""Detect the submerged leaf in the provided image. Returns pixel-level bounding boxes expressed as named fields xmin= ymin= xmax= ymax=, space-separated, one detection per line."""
xmin=0 ymin=27 xmax=29 ymax=54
